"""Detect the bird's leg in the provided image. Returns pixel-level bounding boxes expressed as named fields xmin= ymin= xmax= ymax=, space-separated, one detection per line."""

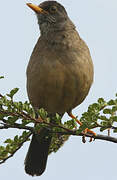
xmin=68 ymin=113 xmax=96 ymax=141
xmin=68 ymin=113 xmax=82 ymax=125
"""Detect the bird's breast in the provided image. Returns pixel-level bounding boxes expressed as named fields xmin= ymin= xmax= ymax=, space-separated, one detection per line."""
xmin=27 ymin=36 xmax=93 ymax=114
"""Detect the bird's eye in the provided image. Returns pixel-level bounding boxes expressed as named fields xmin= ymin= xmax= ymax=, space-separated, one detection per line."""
xmin=49 ymin=6 xmax=57 ymax=13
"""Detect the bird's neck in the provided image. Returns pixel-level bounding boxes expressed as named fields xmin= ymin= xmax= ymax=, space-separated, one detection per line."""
xmin=39 ymin=27 xmax=80 ymax=51
xmin=38 ymin=18 xmax=81 ymax=49
xmin=39 ymin=18 xmax=76 ymax=37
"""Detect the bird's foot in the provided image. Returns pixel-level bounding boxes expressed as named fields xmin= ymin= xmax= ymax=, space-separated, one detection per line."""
xmin=83 ymin=128 xmax=96 ymax=136
xmin=83 ymin=128 xmax=96 ymax=142
xmin=68 ymin=112 xmax=96 ymax=142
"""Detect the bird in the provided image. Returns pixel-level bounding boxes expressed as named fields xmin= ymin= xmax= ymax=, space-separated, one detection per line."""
xmin=25 ymin=0 xmax=94 ymax=176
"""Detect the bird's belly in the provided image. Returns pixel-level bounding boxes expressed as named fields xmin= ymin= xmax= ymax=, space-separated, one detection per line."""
xmin=27 ymin=58 xmax=93 ymax=114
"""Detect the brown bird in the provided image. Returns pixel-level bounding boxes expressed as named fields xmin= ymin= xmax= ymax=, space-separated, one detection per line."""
xmin=25 ymin=1 xmax=94 ymax=176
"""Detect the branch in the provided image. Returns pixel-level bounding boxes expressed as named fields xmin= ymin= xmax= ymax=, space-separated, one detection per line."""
xmin=0 ymin=132 xmax=32 ymax=164
xmin=92 ymin=134 xmax=117 ymax=143
xmin=0 ymin=121 xmax=34 ymax=133
xmin=51 ymin=130 xmax=117 ymax=143
xmin=0 ymin=92 xmax=117 ymax=152
xmin=0 ymin=119 xmax=117 ymax=143
xmin=0 ymin=109 xmax=73 ymax=132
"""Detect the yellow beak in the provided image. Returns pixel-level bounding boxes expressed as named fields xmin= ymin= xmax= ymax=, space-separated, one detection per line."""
xmin=26 ymin=3 xmax=48 ymax=14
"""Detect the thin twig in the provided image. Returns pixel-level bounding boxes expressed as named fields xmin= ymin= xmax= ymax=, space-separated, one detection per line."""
xmin=0 ymin=132 xmax=32 ymax=164
xmin=0 ymin=109 xmax=72 ymax=132
xmin=0 ymin=123 xmax=34 ymax=133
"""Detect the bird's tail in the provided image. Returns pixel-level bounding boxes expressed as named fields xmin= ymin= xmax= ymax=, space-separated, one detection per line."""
xmin=24 ymin=128 xmax=52 ymax=176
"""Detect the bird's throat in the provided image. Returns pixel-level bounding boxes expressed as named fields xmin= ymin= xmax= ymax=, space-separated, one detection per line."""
xmin=39 ymin=18 xmax=75 ymax=37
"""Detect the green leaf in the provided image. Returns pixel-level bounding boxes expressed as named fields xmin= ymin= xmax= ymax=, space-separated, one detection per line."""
xmin=112 ymin=106 xmax=117 ymax=113
xmin=111 ymin=116 xmax=117 ymax=122
xmin=108 ymin=100 xmax=116 ymax=105
xmin=22 ymin=119 xmax=32 ymax=125
xmin=0 ymin=76 xmax=4 ymax=79
xmin=6 ymin=144 xmax=10 ymax=151
xmin=0 ymin=114 xmax=6 ymax=119
xmin=88 ymin=103 xmax=100 ymax=111
xmin=14 ymin=135 xmax=19 ymax=143
xmin=78 ymin=123 xmax=88 ymax=133
xmin=4 ymin=139 xmax=13 ymax=144
xmin=38 ymin=108 xmax=48 ymax=119
xmin=1 ymin=151 xmax=8 ymax=158
xmin=99 ymin=116 xmax=109 ymax=121
xmin=103 ymin=108 xmax=112 ymax=114
xmin=22 ymin=131 xmax=31 ymax=139
xmin=0 ymin=146 xmax=5 ymax=152
xmin=98 ymin=98 xmax=105 ymax=104
xmin=7 ymin=88 xmax=19 ymax=99
xmin=7 ymin=116 xmax=18 ymax=125
xmin=64 ymin=119 xmax=76 ymax=129
xmin=55 ymin=113 xmax=60 ymax=120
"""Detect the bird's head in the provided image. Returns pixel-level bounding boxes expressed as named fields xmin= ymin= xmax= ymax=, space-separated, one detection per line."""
xmin=27 ymin=1 xmax=75 ymax=35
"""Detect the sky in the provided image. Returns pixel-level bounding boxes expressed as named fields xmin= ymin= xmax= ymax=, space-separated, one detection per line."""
xmin=0 ymin=0 xmax=117 ymax=179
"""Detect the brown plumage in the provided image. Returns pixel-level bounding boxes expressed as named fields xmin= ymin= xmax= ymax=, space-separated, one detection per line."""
xmin=25 ymin=1 xmax=94 ymax=176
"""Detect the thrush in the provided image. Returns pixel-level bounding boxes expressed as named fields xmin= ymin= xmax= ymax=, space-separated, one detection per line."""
xmin=25 ymin=1 xmax=94 ymax=176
